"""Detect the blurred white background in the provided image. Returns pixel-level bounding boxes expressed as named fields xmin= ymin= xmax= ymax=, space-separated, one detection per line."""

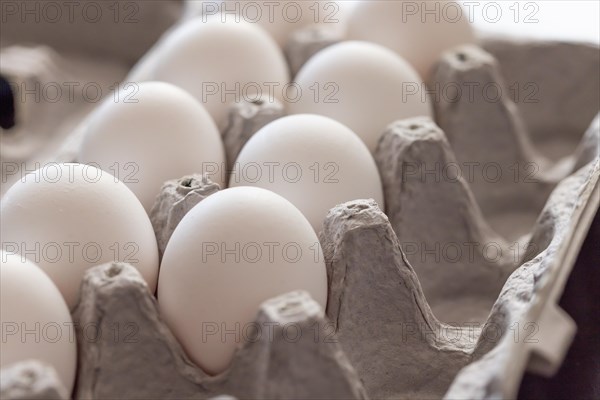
xmin=458 ymin=0 xmax=600 ymax=44
xmin=337 ymin=1 xmax=600 ymax=44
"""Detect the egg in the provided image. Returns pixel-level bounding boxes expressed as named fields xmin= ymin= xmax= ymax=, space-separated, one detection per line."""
xmin=200 ymin=0 xmax=325 ymax=47
xmin=127 ymin=18 xmax=289 ymax=130
xmin=158 ymin=186 xmax=327 ymax=375
xmin=346 ymin=0 xmax=476 ymax=80
xmin=287 ymin=41 xmax=432 ymax=153
xmin=230 ymin=114 xmax=384 ymax=232
xmin=78 ymin=82 xmax=225 ymax=213
xmin=0 ymin=251 xmax=77 ymax=394
xmin=0 ymin=163 xmax=159 ymax=308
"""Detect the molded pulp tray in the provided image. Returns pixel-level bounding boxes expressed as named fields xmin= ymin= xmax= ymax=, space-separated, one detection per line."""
xmin=1 ymin=36 xmax=599 ymax=400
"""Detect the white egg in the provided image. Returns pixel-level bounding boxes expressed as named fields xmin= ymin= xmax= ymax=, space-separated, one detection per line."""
xmin=288 ymin=41 xmax=432 ymax=153
xmin=158 ymin=186 xmax=327 ymax=375
xmin=0 ymin=252 xmax=77 ymax=394
xmin=78 ymin=82 xmax=225 ymax=213
xmin=128 ymin=18 xmax=289 ymax=130
xmin=346 ymin=0 xmax=476 ymax=80
xmin=200 ymin=0 xmax=326 ymax=47
xmin=0 ymin=163 xmax=159 ymax=308
xmin=230 ymin=114 xmax=384 ymax=232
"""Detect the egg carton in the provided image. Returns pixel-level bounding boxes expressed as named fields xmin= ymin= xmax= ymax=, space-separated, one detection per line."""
xmin=1 ymin=35 xmax=599 ymax=400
